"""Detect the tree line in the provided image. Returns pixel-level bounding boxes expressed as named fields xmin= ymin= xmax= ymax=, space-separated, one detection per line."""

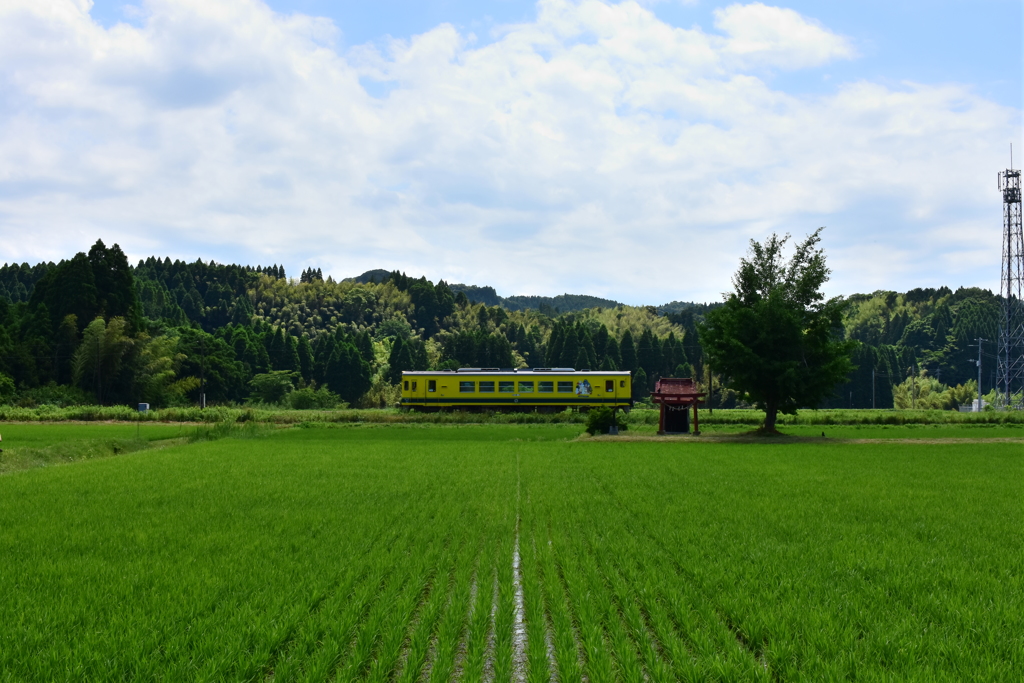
xmin=0 ymin=239 xmax=1004 ymax=412
xmin=0 ymin=244 xmax=688 ymax=407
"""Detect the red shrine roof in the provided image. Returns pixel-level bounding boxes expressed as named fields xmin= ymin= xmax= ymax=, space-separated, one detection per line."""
xmin=650 ymin=377 xmax=706 ymax=404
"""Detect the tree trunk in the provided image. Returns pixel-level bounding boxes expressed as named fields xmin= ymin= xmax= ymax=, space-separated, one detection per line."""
xmin=763 ymin=403 xmax=779 ymax=433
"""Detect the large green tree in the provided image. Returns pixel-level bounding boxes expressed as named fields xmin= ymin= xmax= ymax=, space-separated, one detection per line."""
xmin=72 ymin=317 xmax=134 ymax=404
xmin=88 ymin=240 xmax=140 ymax=331
xmin=28 ymin=252 xmax=98 ymax=333
xmin=134 ymin=332 xmax=200 ymax=407
xmin=698 ymin=229 xmax=855 ymax=432
xmin=176 ymin=328 xmax=248 ymax=403
xmin=323 ymin=343 xmax=372 ymax=404
xmin=387 ymin=336 xmax=414 ymax=384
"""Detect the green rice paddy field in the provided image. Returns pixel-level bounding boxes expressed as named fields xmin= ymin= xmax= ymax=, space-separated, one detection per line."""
xmin=0 ymin=423 xmax=1020 ymax=681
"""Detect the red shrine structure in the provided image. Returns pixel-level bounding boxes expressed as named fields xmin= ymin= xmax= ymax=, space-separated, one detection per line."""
xmin=650 ymin=378 xmax=706 ymax=435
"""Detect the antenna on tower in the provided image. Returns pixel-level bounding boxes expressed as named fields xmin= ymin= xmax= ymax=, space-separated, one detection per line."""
xmin=997 ymin=149 xmax=1024 ymax=409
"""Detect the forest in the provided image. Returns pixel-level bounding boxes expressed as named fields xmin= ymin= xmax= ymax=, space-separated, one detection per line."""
xmin=0 ymin=240 xmax=1002 ymax=411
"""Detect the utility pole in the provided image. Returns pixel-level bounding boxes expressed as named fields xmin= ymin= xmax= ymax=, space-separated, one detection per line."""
xmin=976 ymin=337 xmax=986 ymax=411
xmin=706 ymin=364 xmax=713 ymax=414
xmin=96 ymin=332 xmax=102 ymax=405
xmin=200 ymin=335 xmax=206 ymax=409
xmin=872 ymin=368 xmax=876 ymax=410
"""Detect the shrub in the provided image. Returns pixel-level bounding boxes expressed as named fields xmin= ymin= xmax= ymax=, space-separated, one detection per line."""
xmin=356 ymin=378 xmax=402 ymax=408
xmin=12 ymin=382 xmax=92 ymax=408
xmin=585 ymin=406 xmax=627 ymax=435
xmin=288 ymin=386 xmax=342 ymax=410
xmin=0 ymin=373 xmax=16 ymax=404
xmin=248 ymin=371 xmax=298 ymax=404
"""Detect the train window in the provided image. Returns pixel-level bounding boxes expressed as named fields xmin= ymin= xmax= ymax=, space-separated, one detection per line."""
xmin=518 ymin=381 xmax=534 ymax=393
xmin=620 ymin=380 xmax=625 ymax=388
xmin=538 ymin=381 xmax=554 ymax=393
xmin=459 ymin=381 xmax=476 ymax=393
xmin=605 ymin=380 xmax=614 ymax=392
xmin=428 ymin=380 xmax=436 ymax=392
xmin=479 ymin=381 xmax=495 ymax=392
xmin=557 ymin=381 xmax=573 ymax=393
xmin=404 ymin=380 xmax=409 ymax=390
xmin=412 ymin=381 xmax=417 ymax=391
xmin=499 ymin=381 xmax=515 ymax=393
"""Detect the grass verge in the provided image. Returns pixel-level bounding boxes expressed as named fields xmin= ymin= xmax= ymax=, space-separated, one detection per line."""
xmin=2 ymin=405 xmax=1023 ymax=425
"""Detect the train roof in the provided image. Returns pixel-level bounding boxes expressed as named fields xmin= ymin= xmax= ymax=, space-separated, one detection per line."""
xmin=401 ymin=368 xmax=631 ymax=375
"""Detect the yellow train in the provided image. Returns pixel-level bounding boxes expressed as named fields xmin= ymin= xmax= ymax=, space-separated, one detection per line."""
xmin=400 ymin=368 xmax=633 ymax=411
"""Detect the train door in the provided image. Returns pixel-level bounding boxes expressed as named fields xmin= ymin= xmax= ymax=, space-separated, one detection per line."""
xmin=436 ymin=376 xmax=452 ymax=405
xmin=616 ymin=374 xmax=629 ymax=406
xmin=404 ymin=375 xmax=426 ymax=405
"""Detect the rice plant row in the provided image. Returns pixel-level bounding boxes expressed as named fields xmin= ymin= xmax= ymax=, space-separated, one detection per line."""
xmin=1 ymin=427 xmax=1019 ymax=681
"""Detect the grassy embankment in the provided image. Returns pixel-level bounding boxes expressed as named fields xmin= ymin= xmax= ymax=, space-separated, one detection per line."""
xmin=2 ymin=404 xmax=1022 ymax=425
xmin=0 ymin=424 xmax=1020 ymax=680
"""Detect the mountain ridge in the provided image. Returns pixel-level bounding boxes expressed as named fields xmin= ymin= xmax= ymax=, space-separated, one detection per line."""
xmin=345 ymin=270 xmax=696 ymax=313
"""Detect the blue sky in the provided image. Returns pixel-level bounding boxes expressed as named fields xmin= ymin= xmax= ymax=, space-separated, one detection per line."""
xmin=1 ymin=0 xmax=1021 ymax=304
xmin=86 ymin=0 xmax=1022 ymax=106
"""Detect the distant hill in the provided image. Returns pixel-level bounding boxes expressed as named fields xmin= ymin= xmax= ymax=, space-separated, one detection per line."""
xmin=503 ymin=293 xmax=622 ymax=313
xmin=657 ymin=300 xmax=699 ymax=315
xmin=352 ymin=269 xmax=693 ymax=314
xmin=447 ymin=285 xmax=622 ymax=313
xmin=345 ymin=269 xmax=393 ymax=284
xmin=448 ymin=284 xmax=501 ymax=307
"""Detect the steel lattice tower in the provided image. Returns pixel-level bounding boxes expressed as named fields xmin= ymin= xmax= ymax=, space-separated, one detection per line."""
xmin=997 ymin=164 xmax=1023 ymax=409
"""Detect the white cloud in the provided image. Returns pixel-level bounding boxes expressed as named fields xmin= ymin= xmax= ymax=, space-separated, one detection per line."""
xmin=0 ymin=0 xmax=1017 ymax=303
xmin=714 ymin=2 xmax=856 ymax=69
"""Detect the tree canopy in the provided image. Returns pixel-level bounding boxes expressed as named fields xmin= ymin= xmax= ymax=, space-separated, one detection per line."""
xmin=4 ymin=237 xmax=997 ymax=411
xmin=698 ymin=229 xmax=856 ymax=431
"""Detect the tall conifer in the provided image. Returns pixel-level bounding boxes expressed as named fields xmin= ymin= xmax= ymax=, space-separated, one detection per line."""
xmin=593 ymin=324 xmax=609 ymax=366
xmin=560 ymin=324 xmax=580 ymax=368
xmin=546 ymin=323 xmax=564 ymax=368
xmin=637 ymin=329 xmax=661 ymax=379
xmin=297 ymin=335 xmax=314 ymax=380
xmin=579 ymin=325 xmax=597 ymax=369
xmin=355 ymin=331 xmax=375 ymax=364
xmin=620 ymin=330 xmax=637 ymax=373
xmin=387 ymin=337 xmax=413 ymax=383
xmin=604 ymin=335 xmax=622 ymax=369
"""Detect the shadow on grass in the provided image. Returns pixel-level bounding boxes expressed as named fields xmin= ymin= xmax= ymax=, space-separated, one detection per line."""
xmin=0 ymin=438 xmax=156 ymax=475
xmin=1 ymin=421 xmax=279 ymax=475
